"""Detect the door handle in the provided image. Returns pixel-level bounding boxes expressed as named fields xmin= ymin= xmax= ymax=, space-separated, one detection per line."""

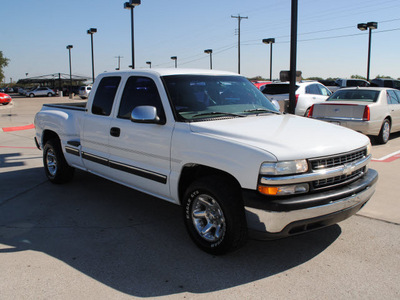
xmin=110 ymin=127 xmax=121 ymax=137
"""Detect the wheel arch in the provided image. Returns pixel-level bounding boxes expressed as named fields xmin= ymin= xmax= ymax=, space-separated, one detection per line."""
xmin=42 ymin=129 xmax=60 ymax=147
xmin=178 ymin=164 xmax=241 ymax=205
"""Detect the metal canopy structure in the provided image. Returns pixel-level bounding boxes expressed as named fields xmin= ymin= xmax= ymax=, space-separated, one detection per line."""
xmin=17 ymin=73 xmax=90 ymax=92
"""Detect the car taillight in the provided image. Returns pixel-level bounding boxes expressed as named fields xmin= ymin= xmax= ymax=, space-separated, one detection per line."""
xmin=307 ymin=105 xmax=314 ymax=117
xmin=363 ymin=106 xmax=370 ymax=121
xmin=295 ymin=94 xmax=299 ymax=107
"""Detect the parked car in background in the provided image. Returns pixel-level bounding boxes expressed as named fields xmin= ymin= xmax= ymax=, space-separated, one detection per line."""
xmin=370 ymin=78 xmax=400 ymax=90
xmin=25 ymin=87 xmax=56 ymax=97
xmin=78 ymin=85 xmax=92 ymax=99
xmin=325 ymin=78 xmax=370 ymax=93
xmin=261 ymin=81 xmax=332 ymax=115
xmin=0 ymin=92 xmax=12 ymax=105
xmin=308 ymin=87 xmax=400 ymax=144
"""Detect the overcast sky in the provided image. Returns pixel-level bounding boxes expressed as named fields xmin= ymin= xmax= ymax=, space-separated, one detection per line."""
xmin=2 ymin=0 xmax=400 ymax=82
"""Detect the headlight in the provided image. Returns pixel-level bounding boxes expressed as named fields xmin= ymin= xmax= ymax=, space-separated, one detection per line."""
xmin=260 ymin=159 xmax=308 ymax=175
xmin=366 ymin=143 xmax=371 ymax=157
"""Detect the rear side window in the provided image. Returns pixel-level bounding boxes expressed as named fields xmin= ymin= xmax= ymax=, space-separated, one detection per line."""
xmin=387 ymin=90 xmax=400 ymax=104
xmin=92 ymin=76 xmax=121 ymax=116
xmin=262 ymin=84 xmax=297 ymax=95
xmin=305 ymin=84 xmax=322 ymax=95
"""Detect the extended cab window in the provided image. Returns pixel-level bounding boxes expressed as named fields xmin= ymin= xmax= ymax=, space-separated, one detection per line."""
xmin=118 ymin=76 xmax=165 ymax=122
xmin=92 ymin=76 xmax=121 ymax=116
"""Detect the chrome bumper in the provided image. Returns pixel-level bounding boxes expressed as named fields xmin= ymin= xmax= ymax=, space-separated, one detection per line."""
xmin=244 ymin=169 xmax=378 ymax=238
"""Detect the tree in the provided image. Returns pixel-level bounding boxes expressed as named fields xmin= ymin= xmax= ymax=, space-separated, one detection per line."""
xmin=350 ymin=75 xmax=367 ymax=80
xmin=0 ymin=51 xmax=10 ymax=83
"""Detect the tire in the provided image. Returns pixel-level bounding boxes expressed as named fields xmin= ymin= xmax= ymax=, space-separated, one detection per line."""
xmin=377 ymin=119 xmax=390 ymax=144
xmin=43 ymin=139 xmax=74 ymax=184
xmin=304 ymin=108 xmax=310 ymax=117
xmin=29 ymin=93 xmax=34 ymax=98
xmin=182 ymin=175 xmax=247 ymax=255
xmin=47 ymin=93 xmax=53 ymax=97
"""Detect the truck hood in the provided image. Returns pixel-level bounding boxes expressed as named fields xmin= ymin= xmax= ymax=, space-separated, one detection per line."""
xmin=189 ymin=114 xmax=369 ymax=161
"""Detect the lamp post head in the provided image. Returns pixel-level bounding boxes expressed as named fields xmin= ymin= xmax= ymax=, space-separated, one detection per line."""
xmin=262 ymin=38 xmax=275 ymax=44
xmin=124 ymin=0 xmax=140 ymax=8
xmin=204 ymin=49 xmax=213 ymax=54
xmin=171 ymin=56 xmax=177 ymax=60
xmin=367 ymin=22 xmax=378 ymax=30
xmin=357 ymin=23 xmax=368 ymax=31
xmin=66 ymin=45 xmax=73 ymax=50
xmin=87 ymin=28 xmax=97 ymax=34
xmin=146 ymin=61 xmax=151 ymax=65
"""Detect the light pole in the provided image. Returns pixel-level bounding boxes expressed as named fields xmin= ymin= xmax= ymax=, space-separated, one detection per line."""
xmin=262 ymin=38 xmax=275 ymax=81
xmin=124 ymin=0 xmax=141 ymax=69
xmin=115 ymin=56 xmax=123 ymax=70
xmin=66 ymin=45 xmax=73 ymax=99
xmin=231 ymin=14 xmax=248 ymax=74
xmin=357 ymin=22 xmax=378 ymax=81
xmin=87 ymin=28 xmax=97 ymax=83
xmin=204 ymin=49 xmax=213 ymax=69
xmin=146 ymin=61 xmax=152 ymax=68
xmin=171 ymin=56 xmax=177 ymax=68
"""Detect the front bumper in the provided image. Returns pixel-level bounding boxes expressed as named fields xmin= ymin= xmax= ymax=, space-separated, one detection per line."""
xmin=243 ymin=169 xmax=378 ymax=239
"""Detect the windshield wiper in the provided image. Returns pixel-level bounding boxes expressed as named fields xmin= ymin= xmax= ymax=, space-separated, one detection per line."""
xmin=244 ymin=108 xmax=281 ymax=115
xmin=192 ymin=111 xmax=246 ymax=118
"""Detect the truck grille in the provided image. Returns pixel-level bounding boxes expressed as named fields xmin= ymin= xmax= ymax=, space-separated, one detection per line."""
xmin=310 ymin=148 xmax=367 ymax=170
xmin=309 ymin=148 xmax=367 ymax=191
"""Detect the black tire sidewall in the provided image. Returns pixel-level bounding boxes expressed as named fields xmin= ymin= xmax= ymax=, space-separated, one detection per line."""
xmin=183 ymin=176 xmax=247 ymax=255
xmin=43 ymin=139 xmax=74 ymax=183
xmin=378 ymin=120 xmax=390 ymax=144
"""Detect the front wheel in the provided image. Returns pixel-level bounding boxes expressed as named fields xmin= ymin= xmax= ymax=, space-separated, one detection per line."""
xmin=182 ymin=176 xmax=247 ymax=255
xmin=47 ymin=92 xmax=53 ymax=97
xmin=43 ymin=139 xmax=74 ymax=183
xmin=29 ymin=93 xmax=34 ymax=98
xmin=377 ymin=119 xmax=390 ymax=144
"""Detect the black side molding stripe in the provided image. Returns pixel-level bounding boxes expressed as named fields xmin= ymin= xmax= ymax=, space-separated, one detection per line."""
xmin=65 ymin=146 xmax=80 ymax=157
xmin=81 ymin=151 xmax=167 ymax=184
xmin=109 ymin=160 xmax=167 ymax=184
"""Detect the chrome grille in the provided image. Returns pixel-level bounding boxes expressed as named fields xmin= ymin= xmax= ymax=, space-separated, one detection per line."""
xmin=309 ymin=148 xmax=367 ymax=191
xmin=310 ymin=148 xmax=367 ymax=170
xmin=313 ymin=167 xmax=365 ymax=189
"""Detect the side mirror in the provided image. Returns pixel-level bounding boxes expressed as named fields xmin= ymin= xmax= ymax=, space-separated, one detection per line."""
xmin=131 ymin=106 xmax=161 ymax=124
xmin=271 ymin=100 xmax=281 ymax=111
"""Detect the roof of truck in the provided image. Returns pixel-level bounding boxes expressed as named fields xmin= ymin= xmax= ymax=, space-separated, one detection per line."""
xmin=100 ymin=68 xmax=239 ymax=77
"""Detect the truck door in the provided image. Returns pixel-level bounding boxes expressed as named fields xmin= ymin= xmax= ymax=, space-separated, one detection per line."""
xmin=81 ymin=76 xmax=121 ymax=175
xmin=108 ymin=76 xmax=173 ymax=199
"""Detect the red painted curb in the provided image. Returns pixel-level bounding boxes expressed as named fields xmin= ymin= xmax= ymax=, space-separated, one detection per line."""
xmin=2 ymin=124 xmax=35 ymax=132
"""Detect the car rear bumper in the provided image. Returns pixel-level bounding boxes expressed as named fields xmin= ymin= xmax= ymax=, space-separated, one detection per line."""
xmin=243 ymin=169 xmax=378 ymax=239
xmin=313 ymin=117 xmax=381 ymax=136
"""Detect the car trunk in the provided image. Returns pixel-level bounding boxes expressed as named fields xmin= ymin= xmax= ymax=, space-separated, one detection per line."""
xmin=312 ymin=102 xmax=367 ymax=120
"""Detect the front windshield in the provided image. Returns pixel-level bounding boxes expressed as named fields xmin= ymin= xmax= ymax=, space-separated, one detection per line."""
xmin=328 ymin=89 xmax=380 ymax=102
xmin=162 ymin=75 xmax=280 ymax=121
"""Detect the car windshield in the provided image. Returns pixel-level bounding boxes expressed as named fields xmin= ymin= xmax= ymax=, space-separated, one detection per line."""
xmin=328 ymin=90 xmax=380 ymax=102
xmin=162 ymin=75 xmax=280 ymax=121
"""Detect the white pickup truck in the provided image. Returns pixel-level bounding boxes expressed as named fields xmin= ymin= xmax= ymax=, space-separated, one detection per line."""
xmin=34 ymin=69 xmax=378 ymax=254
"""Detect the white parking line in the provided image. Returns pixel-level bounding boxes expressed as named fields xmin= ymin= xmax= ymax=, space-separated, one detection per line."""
xmin=372 ymin=150 xmax=400 ymax=162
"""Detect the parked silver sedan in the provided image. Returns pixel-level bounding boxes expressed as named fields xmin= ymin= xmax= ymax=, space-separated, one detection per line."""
xmin=308 ymin=87 xmax=400 ymax=144
xmin=25 ymin=87 xmax=56 ymax=97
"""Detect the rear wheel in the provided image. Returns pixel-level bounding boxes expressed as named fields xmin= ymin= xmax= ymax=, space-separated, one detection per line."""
xmin=43 ymin=139 xmax=74 ymax=183
xmin=377 ymin=119 xmax=390 ymax=144
xmin=29 ymin=93 xmax=34 ymax=98
xmin=47 ymin=92 xmax=53 ymax=97
xmin=182 ymin=175 xmax=247 ymax=255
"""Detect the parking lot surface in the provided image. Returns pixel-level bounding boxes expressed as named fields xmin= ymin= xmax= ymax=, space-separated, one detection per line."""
xmin=1 ymin=96 xmax=399 ymax=299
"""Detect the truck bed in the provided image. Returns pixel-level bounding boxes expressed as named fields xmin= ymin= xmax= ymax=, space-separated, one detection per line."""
xmin=43 ymin=102 xmax=87 ymax=111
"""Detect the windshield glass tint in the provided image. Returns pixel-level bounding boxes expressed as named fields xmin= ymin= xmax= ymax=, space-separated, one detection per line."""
xmin=162 ymin=75 xmax=279 ymax=121
xmin=328 ymin=90 xmax=380 ymax=102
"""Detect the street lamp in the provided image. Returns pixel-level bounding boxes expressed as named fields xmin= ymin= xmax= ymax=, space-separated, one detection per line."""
xmin=146 ymin=61 xmax=152 ymax=68
xmin=124 ymin=0 xmax=141 ymax=69
xmin=87 ymin=28 xmax=97 ymax=83
xmin=262 ymin=38 xmax=275 ymax=81
xmin=357 ymin=21 xmax=378 ymax=81
xmin=204 ymin=49 xmax=213 ymax=69
xmin=66 ymin=45 xmax=73 ymax=99
xmin=171 ymin=56 xmax=177 ymax=68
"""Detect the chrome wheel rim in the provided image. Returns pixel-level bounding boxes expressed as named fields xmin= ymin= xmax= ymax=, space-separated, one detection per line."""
xmin=191 ymin=194 xmax=226 ymax=242
xmin=46 ymin=149 xmax=57 ymax=176
xmin=383 ymin=122 xmax=390 ymax=143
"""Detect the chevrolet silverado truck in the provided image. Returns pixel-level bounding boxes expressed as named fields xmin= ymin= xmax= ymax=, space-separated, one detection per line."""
xmin=34 ymin=69 xmax=378 ymax=255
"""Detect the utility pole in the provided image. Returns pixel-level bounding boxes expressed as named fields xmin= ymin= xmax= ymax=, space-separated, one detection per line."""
xmin=115 ymin=56 xmax=123 ymax=70
xmin=231 ymin=14 xmax=248 ymax=74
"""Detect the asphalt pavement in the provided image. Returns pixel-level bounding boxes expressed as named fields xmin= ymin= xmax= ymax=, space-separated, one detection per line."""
xmin=0 ymin=95 xmax=399 ymax=299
